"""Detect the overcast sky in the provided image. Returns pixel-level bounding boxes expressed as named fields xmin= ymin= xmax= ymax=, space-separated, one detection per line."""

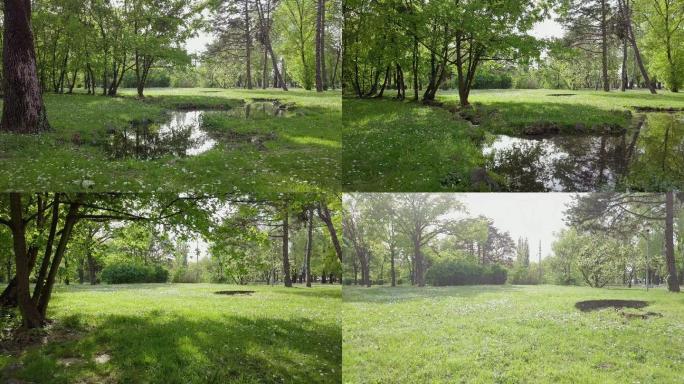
xmin=454 ymin=193 xmax=577 ymax=259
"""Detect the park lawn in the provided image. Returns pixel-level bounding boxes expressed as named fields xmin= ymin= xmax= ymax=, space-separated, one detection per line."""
xmin=343 ymin=99 xmax=484 ymax=191
xmin=438 ymin=89 xmax=684 ymax=135
xmin=342 ymin=284 xmax=684 ymax=384
xmin=0 ymin=88 xmax=341 ymax=193
xmin=0 ymin=283 xmax=342 ymax=384
xmin=343 ymin=89 xmax=684 ymax=191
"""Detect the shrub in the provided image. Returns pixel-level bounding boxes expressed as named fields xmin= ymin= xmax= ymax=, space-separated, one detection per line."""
xmin=425 ymin=260 xmax=507 ymax=286
xmin=508 ymin=265 xmax=540 ymax=285
xmin=171 ymin=266 xmax=206 ymax=283
xmin=374 ymin=279 xmax=384 ymax=286
xmin=342 ymin=278 xmax=354 ymax=286
xmin=101 ymin=263 xmax=169 ymax=284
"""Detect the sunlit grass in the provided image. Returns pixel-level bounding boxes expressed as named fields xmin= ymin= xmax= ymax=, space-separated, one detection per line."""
xmin=0 ymin=88 xmax=341 ymax=193
xmin=1 ymin=283 xmax=341 ymax=384
xmin=343 ymin=284 xmax=684 ymax=384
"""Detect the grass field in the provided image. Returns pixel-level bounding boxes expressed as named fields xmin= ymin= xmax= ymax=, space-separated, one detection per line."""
xmin=342 ymin=285 xmax=684 ymax=384
xmin=0 ymin=284 xmax=341 ymax=384
xmin=343 ymin=89 xmax=684 ymax=191
xmin=0 ymin=88 xmax=341 ymax=193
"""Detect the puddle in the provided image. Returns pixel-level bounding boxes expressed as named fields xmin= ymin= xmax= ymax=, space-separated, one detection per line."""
xmin=107 ymin=110 xmax=216 ymax=160
xmin=224 ymin=101 xmax=294 ymax=118
xmin=481 ymin=113 xmax=684 ymax=191
xmin=214 ymin=290 xmax=255 ymax=296
xmin=575 ymin=300 xmax=648 ymax=312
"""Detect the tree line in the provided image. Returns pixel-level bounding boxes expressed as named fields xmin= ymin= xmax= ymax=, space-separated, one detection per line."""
xmin=343 ymin=0 xmax=684 ymax=106
xmin=0 ymin=193 xmax=342 ymax=329
xmin=342 ymin=194 xmax=517 ymax=287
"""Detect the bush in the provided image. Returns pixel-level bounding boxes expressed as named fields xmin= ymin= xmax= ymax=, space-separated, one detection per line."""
xmin=425 ymin=260 xmax=507 ymax=286
xmin=101 ymin=263 xmax=168 ymax=284
xmin=342 ymin=278 xmax=354 ymax=286
xmin=374 ymin=279 xmax=384 ymax=286
xmin=171 ymin=266 xmax=206 ymax=283
xmin=397 ymin=278 xmax=403 ymax=285
xmin=508 ymin=265 xmax=540 ymax=285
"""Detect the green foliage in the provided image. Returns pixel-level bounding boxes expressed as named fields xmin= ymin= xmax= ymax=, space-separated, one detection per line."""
xmin=426 ymin=260 xmax=507 ymax=286
xmin=101 ymin=263 xmax=169 ymax=284
xmin=508 ymin=264 xmax=540 ymax=285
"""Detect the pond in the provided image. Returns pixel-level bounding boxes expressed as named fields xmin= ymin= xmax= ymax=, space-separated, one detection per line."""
xmin=482 ymin=113 xmax=684 ymax=191
xmin=107 ymin=110 xmax=216 ymax=160
xmin=224 ymin=101 xmax=294 ymax=118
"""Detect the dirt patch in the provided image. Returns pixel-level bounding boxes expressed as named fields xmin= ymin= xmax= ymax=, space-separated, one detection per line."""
xmin=632 ymin=106 xmax=684 ymax=113
xmin=214 ymin=290 xmax=255 ymax=296
xmin=547 ymin=93 xmax=577 ymax=97
xmin=94 ymin=353 xmax=111 ymax=364
xmin=575 ymin=299 xmax=648 ymax=312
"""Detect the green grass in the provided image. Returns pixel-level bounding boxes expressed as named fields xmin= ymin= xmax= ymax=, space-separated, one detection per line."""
xmin=0 ymin=88 xmax=341 ymax=193
xmin=343 ymin=89 xmax=684 ymax=192
xmin=342 ymin=284 xmax=684 ymax=383
xmin=343 ymin=99 xmax=484 ymax=191
xmin=1 ymin=283 xmax=341 ymax=384
xmin=438 ymin=89 xmax=684 ymax=134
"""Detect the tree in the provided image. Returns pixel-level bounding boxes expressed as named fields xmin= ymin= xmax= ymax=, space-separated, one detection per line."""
xmin=1 ymin=0 xmax=50 ymax=133
xmin=638 ymin=0 xmax=684 ymax=92
xmin=394 ymin=194 xmax=463 ymax=286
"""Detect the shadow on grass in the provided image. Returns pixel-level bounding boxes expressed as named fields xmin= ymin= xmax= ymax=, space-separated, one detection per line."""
xmin=273 ymin=286 xmax=343 ymax=300
xmin=10 ymin=313 xmax=341 ymax=384
xmin=342 ymin=284 xmax=523 ymax=303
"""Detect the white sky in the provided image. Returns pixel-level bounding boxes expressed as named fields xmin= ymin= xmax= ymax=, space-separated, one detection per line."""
xmin=456 ymin=193 xmax=577 ymax=259
xmin=530 ymin=13 xmax=564 ymax=40
xmin=185 ymin=31 xmax=213 ymax=56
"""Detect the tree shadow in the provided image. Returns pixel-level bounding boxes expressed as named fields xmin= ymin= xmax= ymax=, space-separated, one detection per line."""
xmin=342 ymin=284 xmax=523 ymax=303
xmin=7 ymin=313 xmax=341 ymax=384
xmin=273 ymin=286 xmax=343 ymax=300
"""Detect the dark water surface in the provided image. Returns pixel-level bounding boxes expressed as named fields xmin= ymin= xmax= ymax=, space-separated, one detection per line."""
xmin=482 ymin=113 xmax=684 ymax=191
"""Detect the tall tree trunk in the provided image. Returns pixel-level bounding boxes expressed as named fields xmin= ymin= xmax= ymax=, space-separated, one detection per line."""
xmin=315 ymin=0 xmax=323 ymax=92
xmin=282 ymin=208 xmax=292 ymax=287
xmin=601 ymin=0 xmax=610 ymax=92
xmin=1 ymin=0 xmax=50 ymax=133
xmin=412 ymin=36 xmax=419 ymax=101
xmin=390 ymin=241 xmax=396 ymax=287
xmin=245 ymin=0 xmax=253 ymax=89
xmin=305 ymin=209 xmax=313 ymax=287
xmin=9 ymin=194 xmax=43 ymax=328
xmin=414 ymin=237 xmax=424 ymax=287
xmin=317 ymin=202 xmax=343 ymax=263
xmin=621 ymin=0 xmax=657 ymax=94
xmin=665 ymin=191 xmax=680 ymax=292
xmin=37 ymin=198 xmax=81 ymax=317
xmin=621 ymin=38 xmax=628 ymax=91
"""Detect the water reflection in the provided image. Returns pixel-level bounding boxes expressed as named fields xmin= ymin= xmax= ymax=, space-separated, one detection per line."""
xmin=107 ymin=111 xmax=216 ymax=160
xmin=225 ymin=101 xmax=292 ymax=118
xmin=482 ymin=113 xmax=684 ymax=191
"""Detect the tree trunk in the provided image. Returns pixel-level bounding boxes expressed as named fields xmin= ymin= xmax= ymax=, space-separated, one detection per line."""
xmin=665 ymin=191 xmax=680 ymax=292
xmin=317 ymin=202 xmax=343 ymax=263
xmin=390 ymin=241 xmax=396 ymax=287
xmin=305 ymin=208 xmax=313 ymax=287
xmin=9 ymin=194 xmax=44 ymax=328
xmin=601 ymin=0 xmax=610 ymax=92
xmin=315 ymin=0 xmax=324 ymax=92
xmin=245 ymin=0 xmax=253 ymax=89
xmin=1 ymin=0 xmax=50 ymax=133
xmin=621 ymin=38 xmax=628 ymax=92
xmin=414 ymin=237 xmax=424 ymax=287
xmin=621 ymin=0 xmax=657 ymax=94
xmin=37 ymin=199 xmax=81 ymax=317
xmin=282 ymin=209 xmax=292 ymax=287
